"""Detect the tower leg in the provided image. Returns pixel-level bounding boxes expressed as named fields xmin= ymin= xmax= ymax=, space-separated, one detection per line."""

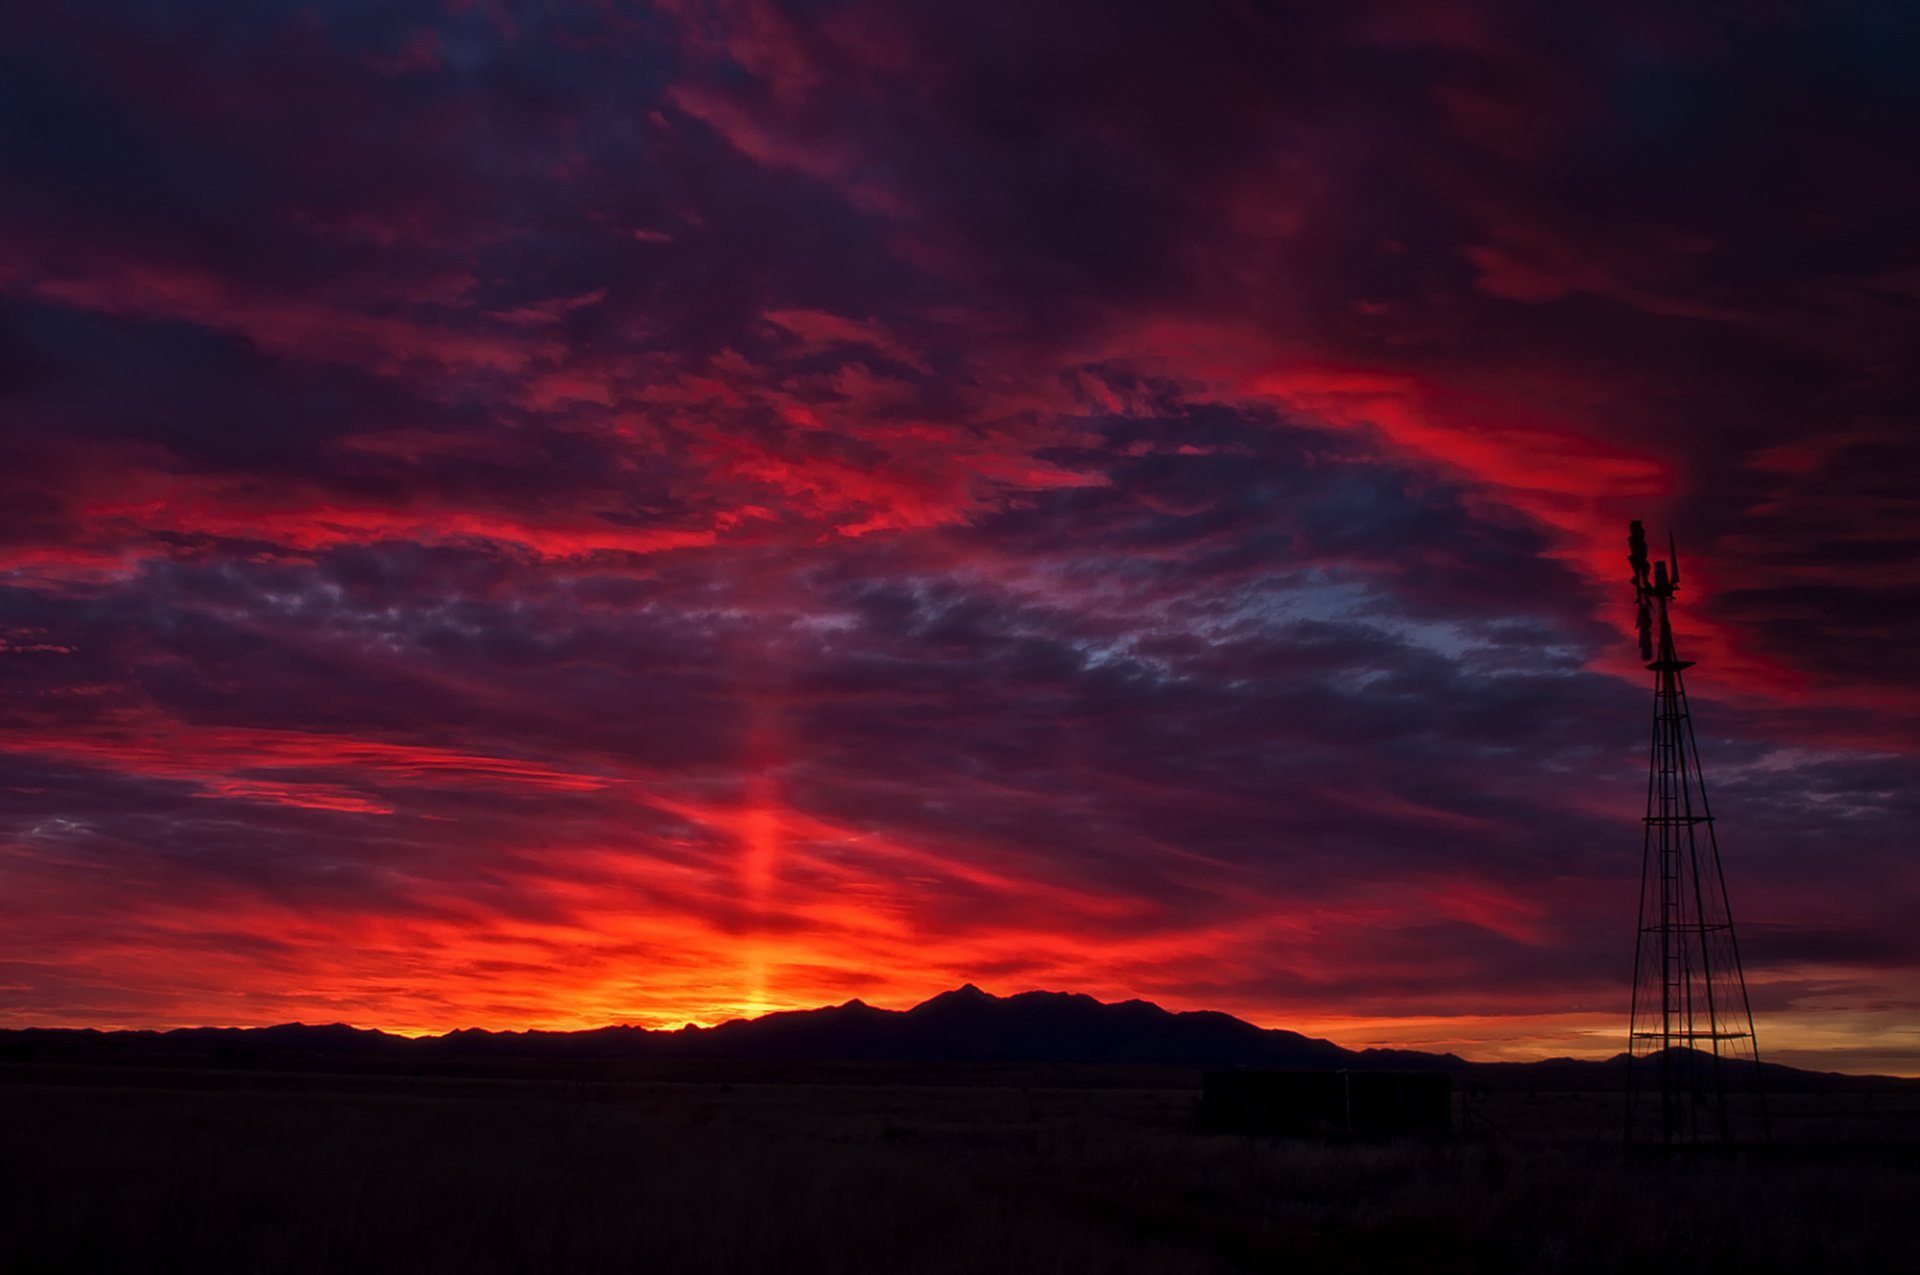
xmin=1626 ymin=623 xmax=1765 ymax=1148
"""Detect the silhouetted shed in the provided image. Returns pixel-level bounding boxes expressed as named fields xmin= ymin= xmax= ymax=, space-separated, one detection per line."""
xmin=1198 ymin=1069 xmax=1451 ymax=1137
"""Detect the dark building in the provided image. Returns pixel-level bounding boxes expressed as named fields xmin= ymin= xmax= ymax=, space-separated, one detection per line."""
xmin=1197 ymin=1069 xmax=1452 ymax=1137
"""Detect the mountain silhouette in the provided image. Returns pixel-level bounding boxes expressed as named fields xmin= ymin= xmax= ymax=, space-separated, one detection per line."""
xmin=398 ymin=985 xmax=1461 ymax=1069
xmin=0 ymin=987 xmax=1901 ymax=1089
xmin=672 ymin=985 xmax=1375 ymax=1066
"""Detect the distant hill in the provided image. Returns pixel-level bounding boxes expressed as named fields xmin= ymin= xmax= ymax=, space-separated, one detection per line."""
xmin=419 ymin=985 xmax=1456 ymax=1070
xmin=0 ymin=986 xmax=1902 ymax=1090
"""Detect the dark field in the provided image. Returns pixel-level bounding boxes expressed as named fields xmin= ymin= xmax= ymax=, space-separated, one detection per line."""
xmin=4 ymin=1063 xmax=1918 ymax=1274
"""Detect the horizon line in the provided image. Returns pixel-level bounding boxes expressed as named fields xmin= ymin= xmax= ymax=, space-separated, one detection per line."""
xmin=7 ymin=985 xmax=1905 ymax=1078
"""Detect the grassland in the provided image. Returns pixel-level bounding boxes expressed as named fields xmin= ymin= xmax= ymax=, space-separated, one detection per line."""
xmin=3 ymin=1062 xmax=1916 ymax=1273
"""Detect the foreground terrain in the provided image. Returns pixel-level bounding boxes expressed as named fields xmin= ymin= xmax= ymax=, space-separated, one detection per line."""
xmin=3 ymin=1062 xmax=1917 ymax=1273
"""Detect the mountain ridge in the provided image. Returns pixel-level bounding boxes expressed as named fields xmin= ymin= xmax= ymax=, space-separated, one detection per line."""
xmin=2 ymin=986 xmax=1904 ymax=1088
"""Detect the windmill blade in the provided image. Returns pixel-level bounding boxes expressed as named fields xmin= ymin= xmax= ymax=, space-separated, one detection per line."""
xmin=1636 ymin=599 xmax=1654 ymax=662
xmin=1627 ymin=520 xmax=1650 ymax=588
xmin=1667 ymin=532 xmax=1681 ymax=591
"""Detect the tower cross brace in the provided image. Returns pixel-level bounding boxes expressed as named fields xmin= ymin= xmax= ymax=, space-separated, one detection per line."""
xmin=1623 ymin=522 xmax=1768 ymax=1149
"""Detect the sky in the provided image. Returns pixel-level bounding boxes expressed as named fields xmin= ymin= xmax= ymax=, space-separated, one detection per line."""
xmin=2 ymin=1 xmax=1916 ymax=1074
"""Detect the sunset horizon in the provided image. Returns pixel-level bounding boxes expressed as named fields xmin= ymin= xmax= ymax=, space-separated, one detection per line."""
xmin=5 ymin=4 xmax=1917 ymax=1086
xmin=10 ymin=980 xmax=1910 ymax=1080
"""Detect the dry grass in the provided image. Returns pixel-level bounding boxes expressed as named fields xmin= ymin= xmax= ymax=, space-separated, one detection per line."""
xmin=2 ymin=1068 xmax=1915 ymax=1273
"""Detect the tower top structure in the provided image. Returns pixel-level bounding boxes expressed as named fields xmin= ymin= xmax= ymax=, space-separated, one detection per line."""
xmin=1628 ymin=520 xmax=1687 ymax=670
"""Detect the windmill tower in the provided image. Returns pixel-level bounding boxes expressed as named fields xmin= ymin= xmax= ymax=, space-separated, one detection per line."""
xmin=1624 ymin=522 xmax=1768 ymax=1148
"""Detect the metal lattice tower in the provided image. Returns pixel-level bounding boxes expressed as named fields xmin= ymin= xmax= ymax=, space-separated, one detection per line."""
xmin=1623 ymin=522 xmax=1768 ymax=1149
